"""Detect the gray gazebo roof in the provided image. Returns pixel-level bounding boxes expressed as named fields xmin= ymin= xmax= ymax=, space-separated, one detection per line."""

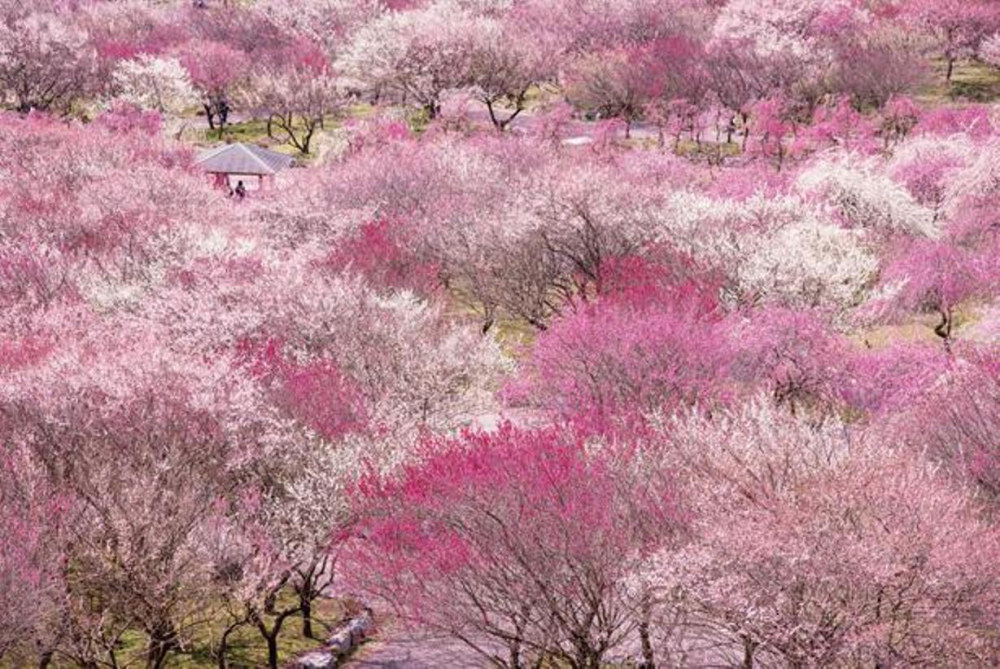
xmin=195 ymin=143 xmax=295 ymax=176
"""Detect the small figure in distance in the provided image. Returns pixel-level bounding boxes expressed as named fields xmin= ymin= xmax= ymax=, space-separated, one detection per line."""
xmin=193 ymin=0 xmax=207 ymax=8
xmin=234 ymin=180 xmax=247 ymax=200
xmin=217 ymin=98 xmax=230 ymax=129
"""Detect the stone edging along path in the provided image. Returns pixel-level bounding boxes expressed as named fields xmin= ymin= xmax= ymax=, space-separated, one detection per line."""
xmin=289 ymin=608 xmax=375 ymax=669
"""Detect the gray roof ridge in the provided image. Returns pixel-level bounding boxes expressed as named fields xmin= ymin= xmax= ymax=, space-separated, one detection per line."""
xmin=233 ymin=143 xmax=277 ymax=174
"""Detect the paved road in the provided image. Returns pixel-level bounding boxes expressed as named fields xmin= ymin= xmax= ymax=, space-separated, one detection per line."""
xmin=347 ymin=626 xmax=488 ymax=668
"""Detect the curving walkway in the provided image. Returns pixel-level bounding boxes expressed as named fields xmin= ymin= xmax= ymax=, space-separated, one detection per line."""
xmin=347 ymin=626 xmax=488 ymax=668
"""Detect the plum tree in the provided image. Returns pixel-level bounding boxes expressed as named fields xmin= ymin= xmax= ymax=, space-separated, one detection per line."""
xmin=177 ymin=40 xmax=249 ymax=132
xmin=111 ymin=54 xmax=198 ymax=115
xmin=246 ymin=41 xmax=343 ymax=154
xmin=346 ymin=424 xmax=682 ymax=669
xmin=644 ymin=401 xmax=1000 ymax=667
xmin=902 ymin=0 xmax=1000 ymax=81
xmin=0 ymin=6 xmax=100 ymax=113
xmin=336 ymin=1 xmax=478 ymax=118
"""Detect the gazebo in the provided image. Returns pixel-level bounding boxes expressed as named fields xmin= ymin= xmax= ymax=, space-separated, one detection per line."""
xmin=195 ymin=143 xmax=295 ymax=193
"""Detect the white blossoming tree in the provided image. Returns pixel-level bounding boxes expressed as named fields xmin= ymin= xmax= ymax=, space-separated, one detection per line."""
xmin=111 ymin=55 xmax=198 ymax=116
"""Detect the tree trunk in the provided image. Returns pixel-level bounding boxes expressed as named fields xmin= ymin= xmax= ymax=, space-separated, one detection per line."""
xmin=741 ymin=635 xmax=756 ymax=669
xmin=301 ymin=597 xmax=314 ymax=639
xmin=216 ymin=619 xmax=246 ymax=669
xmin=572 ymin=645 xmax=601 ymax=669
xmin=486 ymin=100 xmax=502 ymax=131
xmin=217 ymin=640 xmax=228 ymax=669
xmin=508 ymin=638 xmax=522 ymax=669
xmin=254 ymin=596 xmax=300 ymax=669
xmin=266 ymin=635 xmax=279 ymax=669
xmin=639 ymin=599 xmax=656 ymax=669
xmin=146 ymin=641 xmax=172 ymax=669
xmin=299 ymin=122 xmax=316 ymax=155
xmin=946 ymin=56 xmax=955 ymax=82
xmin=146 ymin=621 xmax=178 ymax=669
xmin=935 ymin=307 xmax=953 ymax=351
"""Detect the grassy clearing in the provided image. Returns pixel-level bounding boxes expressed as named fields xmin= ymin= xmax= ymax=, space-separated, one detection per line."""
xmin=850 ymin=302 xmax=984 ymax=350
xmin=918 ymin=59 xmax=1000 ymax=104
xmin=189 ymin=117 xmax=292 ymax=149
xmin=490 ymin=317 xmax=538 ymax=357
xmin=675 ymin=139 xmax=742 ymax=160
xmin=5 ymin=593 xmax=344 ymax=669
xmin=445 ymin=288 xmax=537 ymax=358
xmin=183 ymin=109 xmax=376 ymax=161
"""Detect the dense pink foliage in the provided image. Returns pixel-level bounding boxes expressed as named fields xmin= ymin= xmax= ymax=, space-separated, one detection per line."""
xmin=239 ymin=338 xmax=368 ymax=441
xmin=0 ymin=450 xmax=70 ymax=662
xmin=323 ymin=217 xmax=439 ymax=295
xmin=902 ymin=0 xmax=1000 ymax=79
xmin=725 ymin=307 xmax=849 ymax=410
xmin=505 ymin=284 xmax=727 ymax=424
xmin=347 ymin=425 xmax=681 ymax=667
xmin=3 ymin=1 xmax=1000 ymax=667
xmin=868 ymin=239 xmax=996 ymax=343
xmin=653 ymin=403 xmax=1000 ymax=666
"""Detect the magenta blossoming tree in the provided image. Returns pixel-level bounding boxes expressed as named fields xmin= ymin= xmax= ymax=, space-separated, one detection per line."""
xmin=347 ymin=424 xmax=682 ymax=669
xmin=505 ymin=287 xmax=727 ymax=425
xmin=902 ymin=0 xmax=1000 ymax=81
xmin=178 ymin=40 xmax=249 ymax=132
xmin=864 ymin=239 xmax=996 ymax=347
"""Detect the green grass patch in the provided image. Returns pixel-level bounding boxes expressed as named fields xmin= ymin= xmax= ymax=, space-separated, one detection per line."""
xmin=406 ymin=107 xmax=433 ymax=135
xmin=5 ymin=592 xmax=344 ymax=669
xmin=445 ymin=288 xmax=537 ymax=358
xmin=674 ymin=139 xmax=742 ymax=159
xmin=918 ymin=58 xmax=1000 ymax=104
xmin=345 ymin=103 xmax=378 ymax=119
xmin=187 ymin=114 xmax=343 ymax=162
xmin=521 ymin=83 xmax=562 ymax=110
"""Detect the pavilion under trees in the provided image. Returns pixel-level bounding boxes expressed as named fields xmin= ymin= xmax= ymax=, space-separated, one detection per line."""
xmin=195 ymin=142 xmax=295 ymax=192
